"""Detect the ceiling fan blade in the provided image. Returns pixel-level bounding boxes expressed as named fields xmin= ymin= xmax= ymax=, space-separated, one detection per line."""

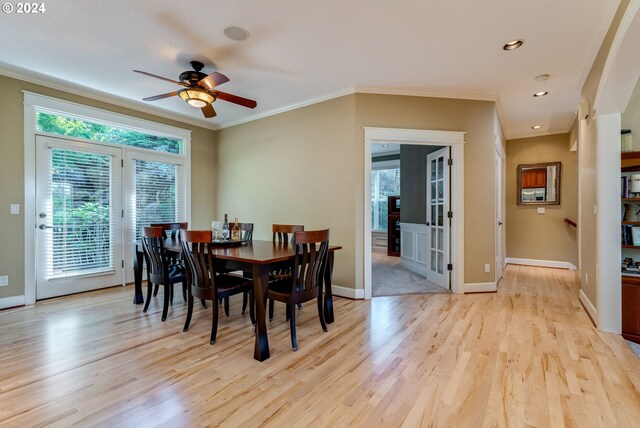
xmin=133 ymin=70 xmax=189 ymax=87
xmin=142 ymin=91 xmax=179 ymax=101
xmin=215 ymin=91 xmax=257 ymax=109
xmin=198 ymin=71 xmax=230 ymax=91
xmin=201 ymin=104 xmax=216 ymax=118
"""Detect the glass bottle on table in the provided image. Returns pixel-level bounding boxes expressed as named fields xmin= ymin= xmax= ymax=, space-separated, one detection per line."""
xmin=212 ymin=220 xmax=222 ymax=241
xmin=231 ymin=217 xmax=241 ymax=241
xmin=222 ymin=214 xmax=229 ymax=240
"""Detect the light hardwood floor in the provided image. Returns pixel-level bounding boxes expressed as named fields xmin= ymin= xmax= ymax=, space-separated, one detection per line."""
xmin=1 ymin=265 xmax=639 ymax=427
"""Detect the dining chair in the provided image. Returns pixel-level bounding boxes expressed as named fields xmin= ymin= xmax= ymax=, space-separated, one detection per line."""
xmin=141 ymin=226 xmax=187 ymax=321
xmin=181 ymin=230 xmax=255 ymax=344
xmin=267 ymin=229 xmax=330 ymax=351
xmin=149 ymin=222 xmax=189 ymax=299
xmin=150 ymin=222 xmax=189 ymax=240
xmin=270 ymin=224 xmax=304 ymax=320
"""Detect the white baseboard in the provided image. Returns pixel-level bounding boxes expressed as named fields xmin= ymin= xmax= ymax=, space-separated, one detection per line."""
xmin=579 ymin=289 xmax=598 ymax=325
xmin=400 ymin=257 xmax=426 ymax=276
xmin=0 ymin=295 xmax=25 ymax=310
xmin=464 ymin=282 xmax=496 ymax=293
xmin=331 ymin=285 xmax=365 ymax=300
xmin=506 ymin=257 xmax=577 ymax=271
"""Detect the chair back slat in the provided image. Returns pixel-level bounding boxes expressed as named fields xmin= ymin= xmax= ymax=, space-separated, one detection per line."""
xmin=273 ymin=224 xmax=304 ymax=244
xmin=181 ymin=230 xmax=215 ymax=294
xmin=292 ymin=229 xmax=329 ymax=293
xmin=141 ymin=227 xmax=167 ymax=280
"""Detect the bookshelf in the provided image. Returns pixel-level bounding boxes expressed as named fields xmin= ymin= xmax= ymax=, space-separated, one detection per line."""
xmin=621 ymin=151 xmax=640 ymax=344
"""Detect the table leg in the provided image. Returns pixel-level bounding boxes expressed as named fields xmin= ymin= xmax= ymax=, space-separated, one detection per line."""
xmin=323 ymin=251 xmax=335 ymax=324
xmin=133 ymin=247 xmax=144 ymax=305
xmin=252 ymin=264 xmax=270 ymax=361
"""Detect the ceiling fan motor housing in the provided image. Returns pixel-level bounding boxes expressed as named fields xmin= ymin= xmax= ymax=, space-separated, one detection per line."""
xmin=179 ymin=70 xmax=207 ymax=86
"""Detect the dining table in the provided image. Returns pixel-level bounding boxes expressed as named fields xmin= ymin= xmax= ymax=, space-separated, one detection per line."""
xmin=132 ymin=239 xmax=342 ymax=361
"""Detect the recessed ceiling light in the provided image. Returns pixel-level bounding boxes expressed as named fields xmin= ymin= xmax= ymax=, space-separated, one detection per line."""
xmin=224 ymin=26 xmax=250 ymax=41
xmin=532 ymin=125 xmax=542 ymax=130
xmin=503 ymin=39 xmax=524 ymax=51
xmin=382 ymin=144 xmax=389 ymax=147
xmin=533 ymin=91 xmax=548 ymax=97
xmin=534 ymin=74 xmax=550 ymax=82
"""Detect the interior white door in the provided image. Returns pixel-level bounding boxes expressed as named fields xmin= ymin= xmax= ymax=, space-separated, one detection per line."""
xmin=36 ymin=136 xmax=123 ymax=299
xmin=426 ymin=147 xmax=450 ymax=288
xmin=495 ymin=146 xmax=504 ymax=282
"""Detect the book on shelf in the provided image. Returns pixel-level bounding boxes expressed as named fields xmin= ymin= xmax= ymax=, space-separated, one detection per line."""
xmin=623 ymin=225 xmax=634 ymax=245
xmin=633 ymin=226 xmax=640 ymax=246
xmin=623 ymin=175 xmax=630 ymax=198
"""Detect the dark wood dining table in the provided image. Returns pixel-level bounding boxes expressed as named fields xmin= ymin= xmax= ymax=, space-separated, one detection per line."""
xmin=132 ymin=239 xmax=341 ymax=361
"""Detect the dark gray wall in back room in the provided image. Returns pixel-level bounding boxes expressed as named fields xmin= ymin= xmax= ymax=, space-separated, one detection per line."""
xmin=400 ymin=145 xmax=444 ymax=224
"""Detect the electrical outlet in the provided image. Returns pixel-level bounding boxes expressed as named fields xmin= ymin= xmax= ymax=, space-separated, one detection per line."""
xmin=537 ymin=207 xmax=545 ymax=214
xmin=484 ymin=263 xmax=490 ymax=273
xmin=10 ymin=204 xmax=19 ymax=215
xmin=0 ymin=275 xmax=8 ymax=287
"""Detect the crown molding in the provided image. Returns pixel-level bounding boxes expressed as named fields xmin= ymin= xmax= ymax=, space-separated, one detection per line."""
xmin=355 ymin=85 xmax=499 ymax=102
xmin=0 ymin=62 xmax=218 ymax=131
xmin=216 ymin=86 xmax=356 ymax=129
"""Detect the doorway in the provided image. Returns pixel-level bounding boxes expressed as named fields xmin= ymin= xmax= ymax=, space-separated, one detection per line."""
xmin=35 ymin=135 xmax=124 ymax=299
xmin=426 ymin=147 xmax=450 ymax=289
xmin=363 ymin=127 xmax=465 ymax=299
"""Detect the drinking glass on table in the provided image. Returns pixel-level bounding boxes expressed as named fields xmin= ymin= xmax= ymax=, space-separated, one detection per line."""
xmin=212 ymin=220 xmax=223 ymax=241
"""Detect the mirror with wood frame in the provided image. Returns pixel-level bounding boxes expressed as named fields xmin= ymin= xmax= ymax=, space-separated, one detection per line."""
xmin=517 ymin=162 xmax=561 ymax=205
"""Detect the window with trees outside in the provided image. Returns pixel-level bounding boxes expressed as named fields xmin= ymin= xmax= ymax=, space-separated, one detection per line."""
xmin=36 ymin=110 xmax=188 ymax=279
xmin=371 ymin=161 xmax=400 ymax=231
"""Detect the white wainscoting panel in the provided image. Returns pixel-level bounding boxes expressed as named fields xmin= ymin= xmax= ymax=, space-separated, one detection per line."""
xmin=371 ymin=231 xmax=388 ymax=249
xmin=400 ymin=223 xmax=428 ymax=276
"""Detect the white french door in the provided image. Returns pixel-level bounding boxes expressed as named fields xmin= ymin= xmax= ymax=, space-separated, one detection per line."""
xmin=36 ymin=136 xmax=123 ymax=299
xmin=426 ymin=147 xmax=450 ymax=288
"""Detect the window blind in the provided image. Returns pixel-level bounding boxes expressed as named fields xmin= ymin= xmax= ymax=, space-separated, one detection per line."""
xmin=47 ymin=148 xmax=114 ymax=277
xmin=133 ymin=159 xmax=183 ymax=240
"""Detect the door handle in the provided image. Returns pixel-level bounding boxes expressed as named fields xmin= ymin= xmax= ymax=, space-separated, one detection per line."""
xmin=39 ymin=224 xmax=54 ymax=230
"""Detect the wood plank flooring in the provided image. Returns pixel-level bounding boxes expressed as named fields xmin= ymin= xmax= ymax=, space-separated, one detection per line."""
xmin=0 ymin=265 xmax=639 ymax=427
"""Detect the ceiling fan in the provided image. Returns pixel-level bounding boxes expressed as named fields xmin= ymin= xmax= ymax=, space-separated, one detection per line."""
xmin=134 ymin=60 xmax=257 ymax=118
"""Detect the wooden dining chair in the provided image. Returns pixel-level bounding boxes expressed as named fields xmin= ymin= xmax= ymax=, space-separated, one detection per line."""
xmin=267 ymin=229 xmax=330 ymax=351
xmin=149 ymin=222 xmax=189 ymax=299
xmin=150 ymin=222 xmax=189 ymax=240
xmin=141 ymin=226 xmax=187 ymax=321
xmin=181 ymin=230 xmax=255 ymax=344
xmin=270 ymin=224 xmax=304 ymax=319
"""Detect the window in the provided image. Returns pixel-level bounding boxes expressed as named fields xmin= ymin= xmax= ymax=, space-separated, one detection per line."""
xmin=371 ymin=162 xmax=400 ymax=231
xmin=36 ymin=111 xmax=182 ymax=154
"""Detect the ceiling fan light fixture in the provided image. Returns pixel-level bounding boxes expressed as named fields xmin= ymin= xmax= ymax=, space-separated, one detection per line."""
xmin=178 ymin=88 xmax=214 ymax=108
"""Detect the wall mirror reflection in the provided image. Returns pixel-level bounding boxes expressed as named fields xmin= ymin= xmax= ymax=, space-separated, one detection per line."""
xmin=517 ymin=162 xmax=561 ymax=205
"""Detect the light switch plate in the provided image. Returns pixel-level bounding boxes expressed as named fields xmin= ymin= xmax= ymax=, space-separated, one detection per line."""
xmin=537 ymin=207 xmax=545 ymax=214
xmin=484 ymin=263 xmax=490 ymax=273
xmin=10 ymin=204 xmax=19 ymax=215
xmin=0 ymin=275 xmax=8 ymax=286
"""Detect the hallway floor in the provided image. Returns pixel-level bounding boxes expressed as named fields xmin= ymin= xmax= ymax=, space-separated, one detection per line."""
xmin=372 ymin=249 xmax=449 ymax=297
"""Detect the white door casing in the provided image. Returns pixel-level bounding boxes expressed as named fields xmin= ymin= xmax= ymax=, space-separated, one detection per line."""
xmin=495 ymin=139 xmax=506 ymax=282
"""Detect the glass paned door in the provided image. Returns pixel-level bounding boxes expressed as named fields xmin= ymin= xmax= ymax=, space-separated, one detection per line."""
xmin=426 ymin=147 xmax=450 ymax=288
xmin=36 ymin=136 xmax=123 ymax=299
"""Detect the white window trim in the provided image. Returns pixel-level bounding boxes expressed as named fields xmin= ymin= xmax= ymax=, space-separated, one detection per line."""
xmin=24 ymin=92 xmax=192 ymax=305
xmin=363 ymin=127 xmax=465 ymax=298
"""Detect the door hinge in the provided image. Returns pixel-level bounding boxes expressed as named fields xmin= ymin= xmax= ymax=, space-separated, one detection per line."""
xmin=121 ymin=159 xmax=124 ymax=167
xmin=121 ymin=260 xmax=125 ymax=268
xmin=121 ymin=209 xmax=124 ymax=218
xmin=447 ymin=263 xmax=453 ymax=271
xmin=447 ymin=211 xmax=453 ymax=219
xmin=447 ymin=158 xmax=453 ymax=166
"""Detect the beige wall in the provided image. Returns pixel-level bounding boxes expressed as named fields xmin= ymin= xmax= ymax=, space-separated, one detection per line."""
xmin=622 ymin=76 xmax=640 ymax=145
xmin=0 ymin=75 xmax=216 ymax=299
xmin=216 ymin=93 xmax=500 ymax=290
xmin=506 ymin=134 xmax=578 ymax=266
xmin=354 ymin=94 xmax=498 ymax=285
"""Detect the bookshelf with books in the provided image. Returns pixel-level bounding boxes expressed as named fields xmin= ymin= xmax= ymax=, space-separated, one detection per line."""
xmin=621 ymin=151 xmax=640 ymax=344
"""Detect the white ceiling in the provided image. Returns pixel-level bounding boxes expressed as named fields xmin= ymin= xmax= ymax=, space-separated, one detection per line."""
xmin=372 ymin=143 xmax=400 ymax=156
xmin=0 ymin=0 xmax=619 ymax=138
